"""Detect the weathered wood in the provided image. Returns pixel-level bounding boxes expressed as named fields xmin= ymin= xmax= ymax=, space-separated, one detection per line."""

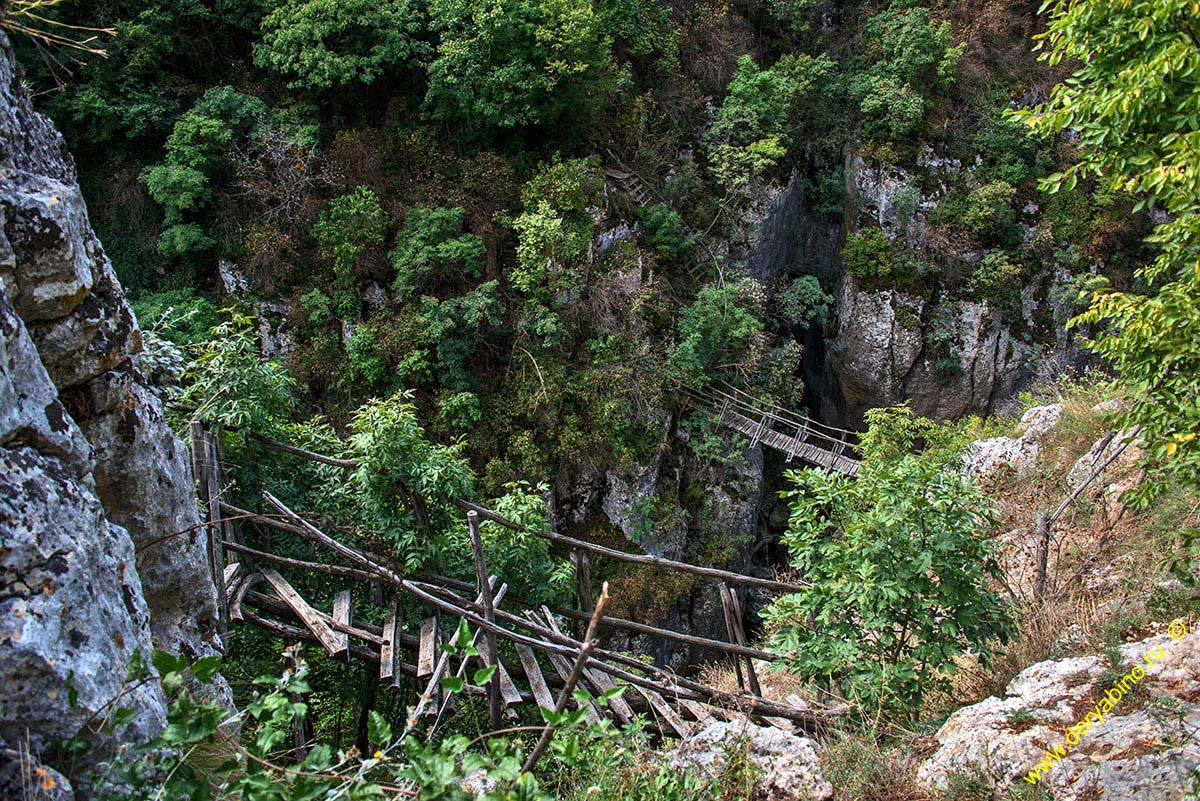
xmin=455 ymin=499 xmax=809 ymax=593
xmin=263 ymin=492 xmax=405 ymax=585
xmin=203 ymin=432 xmax=229 ymax=631
xmin=333 ymin=589 xmax=351 ymax=632
xmin=680 ymin=699 xmax=715 ymax=724
xmin=495 ymin=660 xmax=523 ymax=706
xmin=417 ymin=617 xmax=439 ymax=678
xmin=229 ymin=572 xmax=261 ymax=623
xmin=522 ymin=583 xmax=612 ymax=774
xmin=260 ymin=568 xmax=346 ymax=657
xmin=718 ymin=583 xmax=746 ymax=692
xmin=573 ymin=549 xmax=593 ymax=616
xmin=467 ymin=510 xmax=502 ymax=730
xmin=516 ymin=644 xmax=555 ymax=711
xmin=633 ymin=685 xmax=690 ymax=738
xmin=724 ymin=584 xmax=761 ymax=697
xmin=223 ymin=562 xmax=242 ymax=591
xmin=380 ymin=602 xmax=399 ymax=682
xmin=422 ymin=581 xmax=508 ymax=731
xmin=540 ymin=607 xmax=632 ymax=724
xmin=245 ymin=590 xmax=382 ymax=646
xmin=544 ymin=605 xmax=776 ymax=660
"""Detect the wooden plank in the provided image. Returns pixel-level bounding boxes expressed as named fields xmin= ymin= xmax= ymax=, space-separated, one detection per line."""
xmin=495 ymin=660 xmax=523 ymax=706
xmin=417 ymin=617 xmax=438 ymax=678
xmin=583 ymin=665 xmax=634 ymax=724
xmin=633 ymin=685 xmax=690 ymax=738
xmin=467 ymin=510 xmax=502 ymax=730
xmin=223 ymin=562 xmax=242 ymax=591
xmin=544 ymin=650 xmax=602 ymax=724
xmin=516 ymin=644 xmax=555 ymax=711
xmin=380 ymin=602 xmax=399 ymax=682
xmin=331 ymin=590 xmax=351 ymax=657
xmin=718 ymin=583 xmax=746 ymax=692
xmin=229 ymin=572 xmax=261 ymax=623
xmin=680 ymin=699 xmax=715 ymax=725
xmin=725 ymin=586 xmax=761 ymax=698
xmin=260 ymin=568 xmax=346 ymax=657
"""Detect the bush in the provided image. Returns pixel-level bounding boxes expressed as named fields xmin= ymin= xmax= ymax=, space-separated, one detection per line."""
xmin=763 ymin=407 xmax=1009 ymax=714
xmin=669 ymin=278 xmax=766 ymax=384
xmin=392 ymin=206 xmax=485 ymax=296
xmin=967 ymin=251 xmax=1023 ymax=301
xmin=963 ymin=181 xmax=1017 ymax=243
xmin=842 ymin=227 xmax=893 ymax=281
xmin=131 ymin=288 xmax=222 ymax=347
xmin=313 ymin=186 xmax=387 ymax=319
xmin=777 ymin=275 xmax=833 ymax=327
xmin=256 ymin=0 xmax=427 ymax=91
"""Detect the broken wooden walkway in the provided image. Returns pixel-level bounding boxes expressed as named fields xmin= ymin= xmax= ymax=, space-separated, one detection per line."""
xmin=190 ymin=423 xmax=835 ymax=743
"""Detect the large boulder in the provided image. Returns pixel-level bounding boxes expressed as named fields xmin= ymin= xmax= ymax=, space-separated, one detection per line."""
xmin=918 ymin=629 xmax=1200 ymax=800
xmin=670 ymin=720 xmax=833 ymax=801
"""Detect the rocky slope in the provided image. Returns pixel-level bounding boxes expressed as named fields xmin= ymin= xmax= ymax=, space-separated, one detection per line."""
xmin=0 ymin=32 xmax=221 ymax=797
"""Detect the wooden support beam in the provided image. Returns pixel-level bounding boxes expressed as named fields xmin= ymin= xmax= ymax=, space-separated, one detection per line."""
xmin=380 ymin=601 xmax=400 ymax=682
xmin=516 ymin=644 xmax=555 ymax=711
xmin=261 ymin=568 xmax=346 ymax=657
xmin=719 ymin=583 xmax=761 ymax=697
xmin=333 ymin=590 xmax=351 ymax=632
xmin=454 ymin=499 xmax=809 ymax=593
xmin=680 ymin=699 xmax=715 ymax=725
xmin=633 ymin=685 xmax=690 ymax=738
xmin=718 ymin=583 xmax=746 ymax=692
xmin=467 ymin=510 xmax=502 ymax=730
xmin=417 ymin=617 xmax=438 ymax=678
xmin=541 ymin=607 xmax=633 ymax=724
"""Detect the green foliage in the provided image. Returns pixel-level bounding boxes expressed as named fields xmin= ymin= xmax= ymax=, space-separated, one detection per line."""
xmin=1017 ymin=0 xmax=1200 ymax=583
xmin=963 ymin=181 xmax=1017 ymax=243
xmin=131 ymin=288 xmax=221 ymax=347
xmin=777 ymin=275 xmax=833 ymax=327
xmin=314 ymin=186 xmax=388 ymax=319
xmin=142 ymin=87 xmax=267 ymax=258
xmin=425 ymin=0 xmax=611 ymax=130
xmin=842 ymin=227 xmax=893 ymax=282
xmin=708 ymin=53 xmax=834 ymax=184
xmin=392 ymin=207 xmax=485 ymax=296
xmin=348 ymin=390 xmax=475 ymax=570
xmin=763 ymin=407 xmax=1009 ymax=714
xmin=511 ymin=159 xmax=604 ymax=300
xmin=256 ymin=0 xmax=427 ymax=91
xmin=639 ymin=203 xmax=693 ymax=263
xmin=670 ymin=279 xmax=765 ymax=384
xmin=966 ymin=251 xmax=1022 ymax=301
xmin=852 ymin=1 xmax=963 ymax=143
xmin=480 ymin=482 xmax=575 ymax=604
xmin=174 ymin=312 xmax=297 ymax=431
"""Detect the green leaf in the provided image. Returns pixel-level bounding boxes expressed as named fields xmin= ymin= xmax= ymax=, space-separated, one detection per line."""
xmin=367 ymin=710 xmax=392 ymax=745
xmin=473 ymin=666 xmax=497 ymax=686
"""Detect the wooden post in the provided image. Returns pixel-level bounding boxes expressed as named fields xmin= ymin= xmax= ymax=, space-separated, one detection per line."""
xmin=726 ymin=585 xmax=761 ymax=697
xmin=718 ymin=582 xmax=746 ymax=692
xmin=574 ymin=549 xmax=593 ymax=616
xmin=467 ymin=510 xmax=502 ymax=730
xmin=190 ymin=421 xmax=226 ymax=631
xmin=1033 ymin=514 xmax=1051 ymax=602
xmin=203 ymin=431 xmax=229 ymax=631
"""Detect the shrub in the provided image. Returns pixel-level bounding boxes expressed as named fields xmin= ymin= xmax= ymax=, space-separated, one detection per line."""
xmin=313 ymin=186 xmax=387 ymax=319
xmin=131 ymin=288 xmax=221 ymax=347
xmin=640 ymin=202 xmax=693 ymax=263
xmin=763 ymin=407 xmax=1009 ymax=714
xmin=967 ymin=251 xmax=1023 ymax=300
xmin=963 ymin=181 xmax=1017 ymax=243
xmin=777 ymin=275 xmax=833 ymax=327
xmin=669 ymin=278 xmax=765 ymax=384
xmin=391 ymin=206 xmax=485 ymax=296
xmin=842 ymin=227 xmax=893 ymax=281
xmin=511 ymin=159 xmax=603 ymax=299
xmin=255 ymin=0 xmax=427 ymax=91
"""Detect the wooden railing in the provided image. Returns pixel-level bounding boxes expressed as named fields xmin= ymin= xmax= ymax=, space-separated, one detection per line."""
xmin=189 ymin=422 xmax=839 ymax=742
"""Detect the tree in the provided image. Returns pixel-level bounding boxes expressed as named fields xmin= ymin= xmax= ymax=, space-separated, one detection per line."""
xmin=669 ymin=278 xmax=766 ymax=385
xmin=762 ymin=407 xmax=1009 ymax=714
xmin=510 ymin=159 xmax=604 ymax=299
xmin=391 ymin=207 xmax=484 ymax=296
xmin=424 ymin=0 xmax=611 ymax=130
xmin=255 ymin=0 xmax=427 ymax=91
xmin=142 ymin=87 xmax=267 ymax=258
xmin=313 ymin=187 xmax=387 ymax=319
xmin=1013 ymin=0 xmax=1200 ymax=577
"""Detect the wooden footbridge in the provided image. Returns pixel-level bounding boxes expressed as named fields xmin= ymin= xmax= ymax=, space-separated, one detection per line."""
xmin=188 ymin=423 xmax=840 ymax=744
xmin=685 ymin=383 xmax=860 ymax=476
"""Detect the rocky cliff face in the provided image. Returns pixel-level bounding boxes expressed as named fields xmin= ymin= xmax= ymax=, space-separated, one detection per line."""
xmin=0 ymin=33 xmax=221 ymax=797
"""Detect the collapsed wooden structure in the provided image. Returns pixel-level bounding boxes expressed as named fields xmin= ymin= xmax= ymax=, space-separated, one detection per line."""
xmin=686 ymin=383 xmax=860 ymax=476
xmin=190 ymin=421 xmax=840 ymax=740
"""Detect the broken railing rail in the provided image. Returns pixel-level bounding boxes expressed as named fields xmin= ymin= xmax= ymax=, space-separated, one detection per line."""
xmin=194 ymin=421 xmax=833 ymax=735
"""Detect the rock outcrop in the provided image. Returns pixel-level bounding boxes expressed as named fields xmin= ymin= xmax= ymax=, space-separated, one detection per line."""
xmin=918 ymin=630 xmax=1200 ymax=801
xmin=670 ymin=720 xmax=833 ymax=801
xmin=1 ymin=32 xmax=221 ymax=796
